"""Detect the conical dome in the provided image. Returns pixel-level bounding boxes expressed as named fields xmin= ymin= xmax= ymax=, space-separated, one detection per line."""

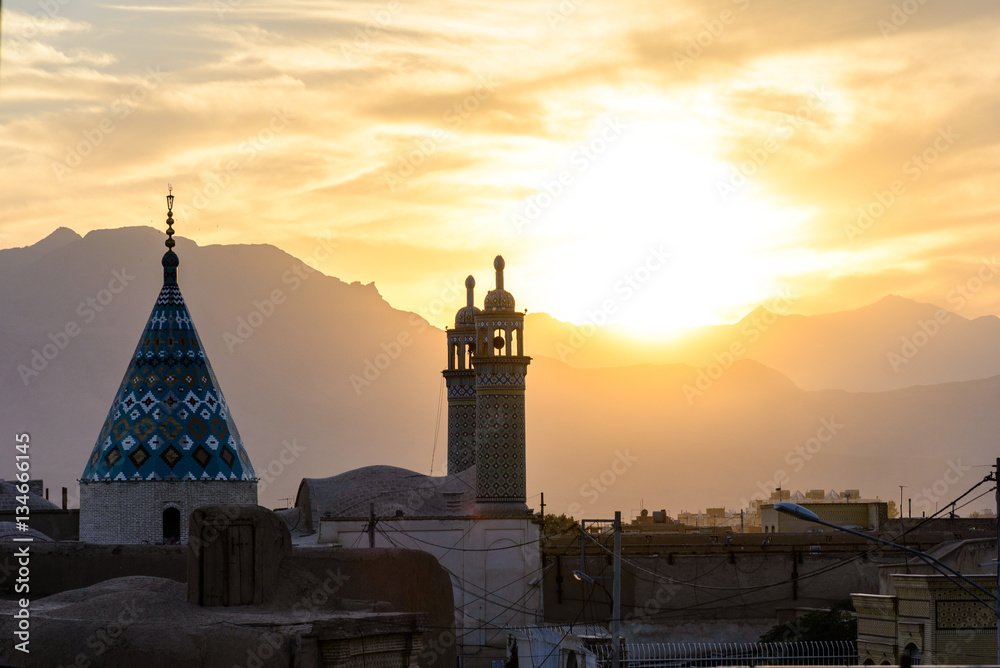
xmin=81 ymin=218 xmax=256 ymax=483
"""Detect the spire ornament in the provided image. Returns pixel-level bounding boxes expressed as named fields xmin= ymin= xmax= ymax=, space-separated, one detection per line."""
xmin=162 ymin=185 xmax=179 ymax=284
xmin=165 ymin=184 xmax=176 ymax=250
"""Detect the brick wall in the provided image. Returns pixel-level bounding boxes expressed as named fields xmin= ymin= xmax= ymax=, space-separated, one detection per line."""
xmin=79 ymin=481 xmax=257 ymax=544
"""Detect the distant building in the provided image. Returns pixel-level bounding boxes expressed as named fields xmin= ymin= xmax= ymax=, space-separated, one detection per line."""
xmin=761 ymin=497 xmax=888 ymax=534
xmin=79 ymin=193 xmax=257 ymax=544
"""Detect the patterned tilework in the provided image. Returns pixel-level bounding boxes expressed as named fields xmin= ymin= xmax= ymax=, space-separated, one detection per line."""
xmin=474 ymin=391 xmax=526 ymax=502
xmin=936 ymin=600 xmax=995 ymax=629
xmin=483 ymin=288 xmax=514 ymax=313
xmin=445 ymin=325 xmax=477 ymax=475
xmin=444 ymin=370 xmax=476 ymax=475
xmin=80 ymin=250 xmax=256 ymax=483
xmin=447 ymin=401 xmax=477 ymax=475
xmin=455 ymin=305 xmax=481 ymax=327
xmin=472 ymin=284 xmax=529 ymax=508
xmin=473 ymin=352 xmax=528 ymax=504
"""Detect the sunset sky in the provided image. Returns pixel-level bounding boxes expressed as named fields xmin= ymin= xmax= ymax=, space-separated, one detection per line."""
xmin=3 ymin=0 xmax=999 ymax=336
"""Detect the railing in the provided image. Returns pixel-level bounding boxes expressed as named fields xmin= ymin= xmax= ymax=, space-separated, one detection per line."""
xmin=590 ymin=641 xmax=858 ymax=667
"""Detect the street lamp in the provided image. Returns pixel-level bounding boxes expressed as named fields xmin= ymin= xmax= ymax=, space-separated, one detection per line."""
xmin=774 ymin=501 xmax=999 ymax=663
xmin=579 ymin=513 xmax=622 ymax=668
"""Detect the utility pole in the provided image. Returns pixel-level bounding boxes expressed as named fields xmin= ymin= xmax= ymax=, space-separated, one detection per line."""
xmin=994 ymin=458 xmax=999 ymax=665
xmin=612 ymin=511 xmax=621 ymax=668
xmin=368 ymin=503 xmax=376 ymax=548
xmin=539 ymin=492 xmax=546 ymax=518
xmin=898 ymin=485 xmax=906 ymax=519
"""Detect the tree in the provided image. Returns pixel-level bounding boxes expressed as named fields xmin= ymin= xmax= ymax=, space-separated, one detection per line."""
xmin=759 ymin=600 xmax=856 ymax=642
xmin=887 ymin=500 xmax=899 ymax=519
xmin=542 ymin=513 xmax=577 ymax=536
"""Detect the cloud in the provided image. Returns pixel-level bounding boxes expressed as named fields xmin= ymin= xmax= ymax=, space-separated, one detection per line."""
xmin=3 ymin=0 xmax=1000 ymax=332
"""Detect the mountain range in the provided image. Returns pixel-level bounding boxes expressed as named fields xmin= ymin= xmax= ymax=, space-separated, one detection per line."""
xmin=1 ymin=226 xmax=997 ymax=518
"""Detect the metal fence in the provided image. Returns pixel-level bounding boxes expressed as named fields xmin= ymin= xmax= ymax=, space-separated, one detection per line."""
xmin=590 ymin=641 xmax=858 ymax=667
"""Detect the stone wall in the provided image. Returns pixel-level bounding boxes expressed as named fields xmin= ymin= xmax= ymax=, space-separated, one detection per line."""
xmin=79 ymin=481 xmax=257 ymax=544
xmin=0 ymin=510 xmax=78 ymax=541
xmin=543 ymin=549 xmax=881 ymax=629
xmin=0 ymin=542 xmax=453 ymax=668
xmin=0 ymin=543 xmax=186 ymax=599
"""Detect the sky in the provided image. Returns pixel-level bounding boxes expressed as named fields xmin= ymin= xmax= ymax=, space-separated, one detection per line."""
xmin=3 ymin=0 xmax=1000 ymax=337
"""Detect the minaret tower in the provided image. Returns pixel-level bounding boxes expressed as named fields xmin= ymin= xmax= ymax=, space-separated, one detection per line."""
xmin=443 ymin=275 xmax=480 ymax=474
xmin=472 ymin=256 xmax=530 ymax=515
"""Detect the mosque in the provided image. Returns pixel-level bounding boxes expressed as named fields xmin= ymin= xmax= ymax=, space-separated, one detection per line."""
xmin=295 ymin=255 xmax=541 ymax=665
xmin=76 ymin=191 xmax=541 ymax=664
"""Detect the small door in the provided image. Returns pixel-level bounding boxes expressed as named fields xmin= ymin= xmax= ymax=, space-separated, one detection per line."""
xmin=227 ymin=524 xmax=255 ymax=605
xmin=163 ymin=507 xmax=181 ymax=544
xmin=199 ymin=521 xmax=256 ymax=606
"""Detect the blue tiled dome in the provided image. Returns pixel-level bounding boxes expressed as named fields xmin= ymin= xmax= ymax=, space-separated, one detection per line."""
xmin=81 ymin=244 xmax=256 ymax=483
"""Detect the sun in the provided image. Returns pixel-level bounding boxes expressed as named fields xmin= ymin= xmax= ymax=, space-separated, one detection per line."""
xmin=518 ymin=117 xmax=811 ymax=339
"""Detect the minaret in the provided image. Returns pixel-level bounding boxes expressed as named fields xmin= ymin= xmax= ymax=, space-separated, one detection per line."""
xmin=443 ymin=275 xmax=480 ymax=474
xmin=79 ymin=188 xmax=257 ymax=544
xmin=472 ymin=256 xmax=530 ymax=515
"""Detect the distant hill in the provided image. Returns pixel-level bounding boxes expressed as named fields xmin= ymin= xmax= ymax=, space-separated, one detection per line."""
xmin=527 ymin=295 xmax=1000 ymax=392
xmin=1 ymin=227 xmax=997 ymax=517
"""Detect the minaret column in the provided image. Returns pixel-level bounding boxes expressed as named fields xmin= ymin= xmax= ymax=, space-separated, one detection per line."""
xmin=444 ymin=276 xmax=479 ymax=474
xmin=473 ymin=256 xmax=530 ymax=515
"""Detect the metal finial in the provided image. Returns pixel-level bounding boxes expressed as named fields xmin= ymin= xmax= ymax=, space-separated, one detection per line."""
xmin=165 ymin=185 xmax=176 ymax=249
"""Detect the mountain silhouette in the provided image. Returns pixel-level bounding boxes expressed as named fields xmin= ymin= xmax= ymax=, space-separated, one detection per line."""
xmin=1 ymin=227 xmax=997 ymax=516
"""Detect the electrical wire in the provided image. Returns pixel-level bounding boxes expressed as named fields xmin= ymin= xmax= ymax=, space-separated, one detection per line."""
xmin=375 ymin=525 xmax=547 ymax=624
xmin=557 ymin=477 xmax=1000 ymax=624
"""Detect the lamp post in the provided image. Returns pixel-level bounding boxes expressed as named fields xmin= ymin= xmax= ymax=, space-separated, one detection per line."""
xmin=578 ymin=515 xmax=622 ymax=668
xmin=774 ymin=501 xmax=999 ymax=663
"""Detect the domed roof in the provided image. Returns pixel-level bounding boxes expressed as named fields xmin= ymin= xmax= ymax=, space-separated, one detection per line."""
xmin=454 ymin=275 xmax=481 ymax=327
xmin=483 ymin=289 xmax=515 ymax=312
xmin=296 ymin=465 xmax=476 ymax=530
xmin=483 ymin=256 xmax=515 ymax=313
xmin=0 ymin=480 xmax=59 ymax=511
xmin=81 ymin=199 xmax=256 ymax=483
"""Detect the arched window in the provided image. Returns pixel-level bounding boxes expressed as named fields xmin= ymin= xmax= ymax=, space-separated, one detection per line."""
xmin=163 ymin=506 xmax=181 ymax=544
xmin=903 ymin=643 xmax=921 ymax=666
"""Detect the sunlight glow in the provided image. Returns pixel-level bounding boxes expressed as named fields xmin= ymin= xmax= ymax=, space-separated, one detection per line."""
xmin=518 ymin=118 xmax=812 ymax=336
